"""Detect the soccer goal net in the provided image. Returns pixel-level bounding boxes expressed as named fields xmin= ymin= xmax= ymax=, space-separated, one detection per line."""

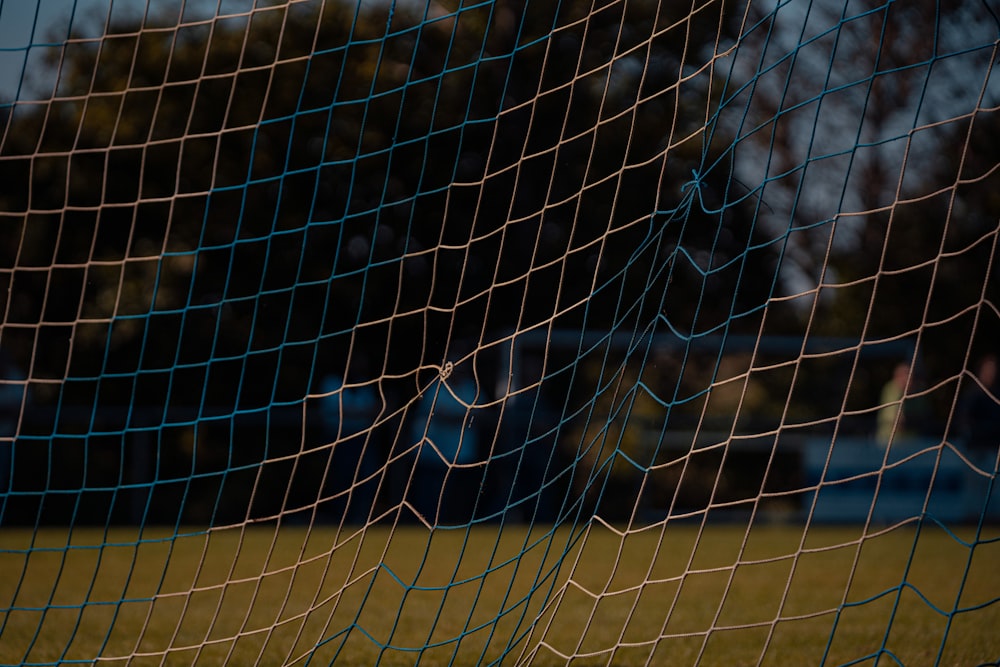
xmin=1 ymin=0 xmax=998 ymax=664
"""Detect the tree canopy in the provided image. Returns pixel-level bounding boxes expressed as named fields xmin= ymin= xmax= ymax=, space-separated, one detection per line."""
xmin=2 ymin=1 xmax=995 ymax=524
xmin=1 ymin=0 xmax=777 ymax=415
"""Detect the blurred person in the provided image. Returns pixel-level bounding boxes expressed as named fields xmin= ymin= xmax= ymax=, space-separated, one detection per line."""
xmin=318 ymin=362 xmax=381 ymax=524
xmin=0 ymin=352 xmax=27 ymax=496
xmin=483 ymin=354 xmax=560 ymax=523
xmin=876 ymin=361 xmax=914 ymax=447
xmin=957 ymin=353 xmax=1000 ymax=456
xmin=565 ymin=364 xmax=656 ymax=522
xmin=408 ymin=362 xmax=481 ymax=525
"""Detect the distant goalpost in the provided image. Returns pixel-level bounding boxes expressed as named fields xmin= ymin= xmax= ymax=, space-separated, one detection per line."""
xmin=1 ymin=0 xmax=998 ymax=665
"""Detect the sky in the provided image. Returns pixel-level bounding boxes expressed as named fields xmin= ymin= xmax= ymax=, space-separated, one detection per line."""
xmin=0 ymin=0 xmax=409 ymax=102
xmin=0 ymin=0 xmax=266 ymax=102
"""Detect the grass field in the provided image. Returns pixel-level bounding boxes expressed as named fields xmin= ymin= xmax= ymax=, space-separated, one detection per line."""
xmin=2 ymin=521 xmax=998 ymax=666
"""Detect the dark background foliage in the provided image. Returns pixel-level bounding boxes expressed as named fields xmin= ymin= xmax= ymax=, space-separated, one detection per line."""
xmin=0 ymin=0 xmax=995 ymax=524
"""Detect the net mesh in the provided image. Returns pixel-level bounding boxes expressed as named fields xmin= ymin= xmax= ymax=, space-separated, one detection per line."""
xmin=1 ymin=0 xmax=998 ymax=664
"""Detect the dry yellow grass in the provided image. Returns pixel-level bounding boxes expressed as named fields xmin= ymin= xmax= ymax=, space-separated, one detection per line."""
xmin=1 ymin=521 xmax=997 ymax=666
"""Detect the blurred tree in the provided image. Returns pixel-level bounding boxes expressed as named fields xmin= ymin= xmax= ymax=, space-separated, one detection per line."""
xmin=0 ymin=0 xmax=777 ymax=410
xmin=888 ymin=105 xmax=1000 ymax=418
xmin=0 ymin=0 xmax=798 ymax=523
xmin=727 ymin=0 xmax=999 ymax=426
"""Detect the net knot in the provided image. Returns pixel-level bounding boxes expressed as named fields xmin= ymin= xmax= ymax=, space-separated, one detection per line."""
xmin=680 ymin=169 xmax=703 ymax=195
xmin=440 ymin=361 xmax=454 ymax=380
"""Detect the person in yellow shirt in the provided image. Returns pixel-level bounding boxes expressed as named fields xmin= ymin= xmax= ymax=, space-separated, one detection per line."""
xmin=876 ymin=362 xmax=913 ymax=447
